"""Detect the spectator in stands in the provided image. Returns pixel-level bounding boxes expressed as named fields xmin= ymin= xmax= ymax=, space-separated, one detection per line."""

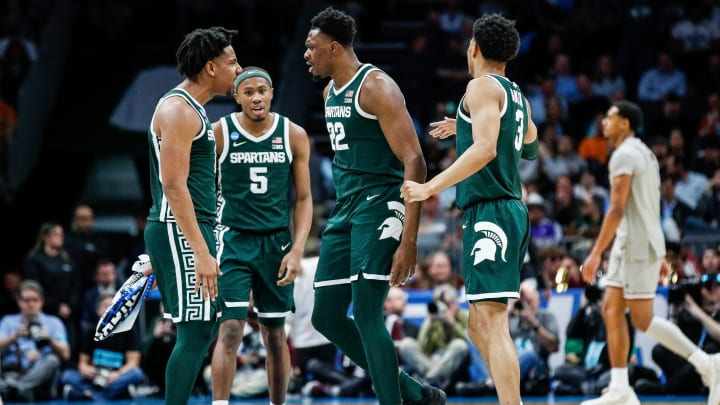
xmin=668 ymin=128 xmax=689 ymax=158
xmin=568 ymin=73 xmax=610 ymax=141
xmin=417 ymin=194 xmax=452 ymax=260
xmin=0 ymin=280 xmax=70 ymax=402
xmin=437 ymin=0 xmax=469 ymax=36
xmin=578 ymin=114 xmax=610 ymax=167
xmin=0 ymin=270 xmax=21 ymax=318
xmin=660 ymin=173 xmax=698 ymax=242
xmin=553 ymin=53 xmax=580 ymax=103
xmin=557 ymin=253 xmax=585 ymax=291
xmin=403 ymin=258 xmax=429 ymax=289
xmin=538 ymin=246 xmax=566 ymax=299
xmin=508 ymin=281 xmax=559 ymax=395
xmin=667 ymin=241 xmax=702 ymax=282
xmin=670 ymin=2 xmax=719 ymax=54
xmin=60 ymin=293 xmax=145 ymax=401
xmin=694 ymin=136 xmax=720 ymax=179
xmin=637 ymin=51 xmax=687 ymax=102
xmin=80 ymin=259 xmax=118 ymax=335
xmin=384 ymin=286 xmax=420 ymax=342
xmin=573 ymin=168 xmax=609 ymax=203
xmin=397 ymin=283 xmax=469 ymax=392
xmin=551 ymin=174 xmax=583 ymax=230
xmin=64 ymin=204 xmax=111 ymax=292
xmin=696 ymin=168 xmax=720 ymax=228
xmin=665 ymin=152 xmax=710 ymax=210
xmin=543 ymin=135 xmax=587 ymax=184
xmin=636 ymin=272 xmax=720 ymax=396
xmin=570 ymin=194 xmax=604 ymax=239
xmin=700 ymin=248 xmax=720 ymax=275
xmin=425 ymin=250 xmax=461 ymax=290
xmin=698 ymin=90 xmax=720 ymax=140
xmin=23 ymin=222 xmax=78 ymax=329
xmin=647 ymin=93 xmax=697 ymax=142
xmin=553 ymin=284 xmax=635 ymax=396
xmin=538 ymin=97 xmax=570 ymax=143
xmin=592 ymin=54 xmax=626 ymax=100
xmin=649 ymin=135 xmax=670 ymax=165
xmin=528 ymin=73 xmax=567 ymax=128
xmin=527 ymin=192 xmax=563 ymax=251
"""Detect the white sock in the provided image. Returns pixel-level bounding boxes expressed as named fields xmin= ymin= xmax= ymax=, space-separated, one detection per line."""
xmin=271 ymin=403 xmax=285 ymax=405
xmin=688 ymin=349 xmax=711 ymax=372
xmin=645 ymin=316 xmax=699 ymax=359
xmin=212 ymin=401 xmax=229 ymax=405
xmin=609 ymin=368 xmax=629 ymax=389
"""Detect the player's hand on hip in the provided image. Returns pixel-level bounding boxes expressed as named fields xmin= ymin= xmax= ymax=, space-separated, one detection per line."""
xmin=194 ymin=252 xmax=221 ymax=301
xmin=400 ymin=181 xmax=430 ymax=203
xmin=581 ymin=254 xmax=600 ymax=285
xmin=277 ymin=249 xmax=301 ymax=286
xmin=428 ymin=116 xmax=457 ymax=139
xmin=390 ymin=242 xmax=416 ymax=287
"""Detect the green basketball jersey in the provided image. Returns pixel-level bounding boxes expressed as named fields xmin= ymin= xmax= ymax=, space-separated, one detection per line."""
xmin=455 ymin=74 xmax=528 ymax=210
xmin=324 ymin=64 xmax=403 ymax=199
xmin=147 ymin=89 xmax=217 ymax=224
xmin=217 ymin=113 xmax=291 ymax=231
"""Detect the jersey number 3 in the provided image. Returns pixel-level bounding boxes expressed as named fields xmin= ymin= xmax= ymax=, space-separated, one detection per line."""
xmin=514 ymin=109 xmax=524 ymax=151
xmin=327 ymin=122 xmax=349 ymax=151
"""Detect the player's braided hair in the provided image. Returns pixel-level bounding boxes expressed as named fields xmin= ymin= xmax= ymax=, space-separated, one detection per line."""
xmin=176 ymin=26 xmax=238 ymax=78
xmin=310 ymin=6 xmax=357 ymax=47
xmin=472 ymin=14 xmax=519 ymax=64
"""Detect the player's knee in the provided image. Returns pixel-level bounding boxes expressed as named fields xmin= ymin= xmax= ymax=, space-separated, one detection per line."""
xmin=261 ymin=325 xmax=287 ymax=351
xmin=219 ymin=319 xmax=244 ymax=348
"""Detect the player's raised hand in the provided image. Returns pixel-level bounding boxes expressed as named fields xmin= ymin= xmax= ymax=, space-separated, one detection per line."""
xmin=400 ymin=180 xmax=431 ymax=203
xmin=428 ymin=116 xmax=457 ymax=139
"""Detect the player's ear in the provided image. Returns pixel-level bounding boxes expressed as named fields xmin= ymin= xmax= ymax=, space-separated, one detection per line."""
xmin=205 ymin=60 xmax=217 ymax=77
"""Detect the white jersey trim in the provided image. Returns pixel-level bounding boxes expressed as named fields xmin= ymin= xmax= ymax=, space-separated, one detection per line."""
xmin=256 ymin=310 xmax=292 ymax=318
xmin=457 ymin=95 xmax=471 ymax=124
xmin=283 ymin=117 xmax=293 ymax=164
xmin=225 ymin=301 xmax=250 ymax=308
xmin=484 ymin=75 xmax=508 ymax=118
xmin=466 ymin=291 xmax=520 ymax=301
xmin=331 ymin=64 xmax=370 ymax=96
xmin=314 ymin=278 xmax=352 ymax=288
xmin=230 ymin=112 xmax=279 ymax=143
xmin=355 ymin=67 xmax=380 ymax=120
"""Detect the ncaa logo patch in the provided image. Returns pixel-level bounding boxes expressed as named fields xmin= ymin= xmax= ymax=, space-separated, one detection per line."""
xmin=230 ymin=131 xmax=240 ymax=141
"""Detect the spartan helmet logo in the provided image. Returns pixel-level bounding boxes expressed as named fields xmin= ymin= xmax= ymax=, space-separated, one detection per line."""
xmin=378 ymin=201 xmax=406 ymax=241
xmin=471 ymin=221 xmax=508 ymax=265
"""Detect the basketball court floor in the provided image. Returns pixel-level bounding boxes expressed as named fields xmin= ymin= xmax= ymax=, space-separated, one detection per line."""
xmin=1 ymin=395 xmax=707 ymax=405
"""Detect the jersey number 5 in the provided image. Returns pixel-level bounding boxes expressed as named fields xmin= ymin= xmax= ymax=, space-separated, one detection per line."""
xmin=327 ymin=122 xmax=349 ymax=151
xmin=250 ymin=167 xmax=268 ymax=194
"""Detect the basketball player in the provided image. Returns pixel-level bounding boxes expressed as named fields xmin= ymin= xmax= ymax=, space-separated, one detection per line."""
xmin=579 ymin=101 xmax=720 ymax=405
xmin=210 ymin=66 xmax=313 ymax=405
xmin=304 ymin=7 xmax=446 ymax=405
xmin=401 ymin=14 xmax=539 ymax=405
xmin=144 ymin=27 xmax=241 ymax=405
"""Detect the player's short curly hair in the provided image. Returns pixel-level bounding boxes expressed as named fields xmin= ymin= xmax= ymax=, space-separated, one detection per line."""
xmin=176 ymin=26 xmax=238 ymax=78
xmin=472 ymin=14 xmax=519 ymax=64
xmin=310 ymin=6 xmax=357 ymax=47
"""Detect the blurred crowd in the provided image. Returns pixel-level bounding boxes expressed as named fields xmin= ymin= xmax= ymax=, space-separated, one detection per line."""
xmin=2 ymin=0 xmax=720 ymax=402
